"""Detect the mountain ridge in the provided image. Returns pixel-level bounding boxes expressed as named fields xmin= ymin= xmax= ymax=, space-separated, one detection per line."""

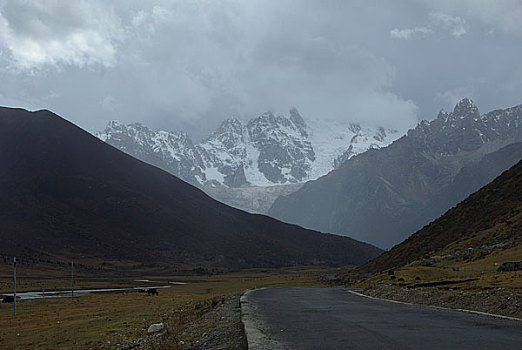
xmin=269 ymin=99 xmax=522 ymax=248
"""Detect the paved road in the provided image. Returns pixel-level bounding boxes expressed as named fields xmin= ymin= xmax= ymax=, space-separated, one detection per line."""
xmin=241 ymin=288 xmax=522 ymax=350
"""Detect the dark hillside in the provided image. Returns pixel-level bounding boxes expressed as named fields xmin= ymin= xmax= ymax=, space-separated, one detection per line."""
xmin=0 ymin=107 xmax=382 ymax=269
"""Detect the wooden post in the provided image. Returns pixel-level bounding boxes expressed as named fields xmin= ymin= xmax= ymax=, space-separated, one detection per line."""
xmin=13 ymin=257 xmax=17 ymax=316
xmin=71 ymin=261 xmax=74 ymax=298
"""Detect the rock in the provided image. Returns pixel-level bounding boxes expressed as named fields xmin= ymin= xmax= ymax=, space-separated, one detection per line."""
xmin=497 ymin=261 xmax=522 ymax=272
xmin=147 ymin=323 xmax=164 ymax=334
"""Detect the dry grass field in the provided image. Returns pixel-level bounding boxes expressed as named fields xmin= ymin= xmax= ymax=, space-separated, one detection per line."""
xmin=353 ymin=244 xmax=522 ymax=290
xmin=350 ymin=243 xmax=522 ymax=318
xmin=0 ymin=266 xmax=330 ymax=349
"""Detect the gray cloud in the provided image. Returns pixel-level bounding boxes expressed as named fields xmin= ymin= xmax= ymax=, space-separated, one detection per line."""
xmin=390 ymin=26 xmax=433 ymax=40
xmin=0 ymin=0 xmax=521 ymax=140
xmin=390 ymin=11 xmax=467 ymax=40
xmin=0 ymin=0 xmax=123 ymax=69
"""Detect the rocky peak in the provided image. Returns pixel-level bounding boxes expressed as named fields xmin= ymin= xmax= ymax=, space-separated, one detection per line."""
xmin=289 ymin=107 xmax=308 ymax=137
xmin=436 ymin=109 xmax=449 ymax=121
xmin=408 ymin=99 xmax=522 ymax=155
xmin=204 ymin=118 xmax=246 ymax=150
xmin=214 ymin=118 xmax=244 ymax=135
xmin=452 ymin=98 xmax=480 ymax=119
xmin=247 ymin=110 xmax=315 ymax=184
xmin=348 ymin=123 xmax=362 ymax=134
xmin=96 ymin=120 xmax=205 ymax=184
xmin=98 ymin=120 xmax=127 ymax=140
xmin=154 ymin=129 xmax=193 ymax=148
xmin=107 ymin=120 xmax=123 ymax=129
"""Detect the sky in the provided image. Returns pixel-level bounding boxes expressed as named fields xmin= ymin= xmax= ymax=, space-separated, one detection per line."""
xmin=0 ymin=0 xmax=521 ymax=140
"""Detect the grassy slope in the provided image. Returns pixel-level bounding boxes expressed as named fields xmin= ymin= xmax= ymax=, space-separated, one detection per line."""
xmin=358 ymin=159 xmax=522 ymax=275
xmin=343 ymin=160 xmax=522 ymax=318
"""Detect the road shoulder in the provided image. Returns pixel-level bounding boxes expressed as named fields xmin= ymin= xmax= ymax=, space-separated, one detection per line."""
xmin=240 ymin=289 xmax=286 ymax=350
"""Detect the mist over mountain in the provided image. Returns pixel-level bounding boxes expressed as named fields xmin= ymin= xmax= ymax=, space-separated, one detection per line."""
xmin=269 ymin=99 xmax=522 ymax=248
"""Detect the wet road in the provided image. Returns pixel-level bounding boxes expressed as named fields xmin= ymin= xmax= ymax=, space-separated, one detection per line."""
xmin=241 ymin=288 xmax=522 ymax=350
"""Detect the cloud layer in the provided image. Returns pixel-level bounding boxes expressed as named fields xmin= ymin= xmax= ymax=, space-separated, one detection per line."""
xmin=0 ymin=1 xmax=123 ymax=69
xmin=0 ymin=0 xmax=521 ymax=139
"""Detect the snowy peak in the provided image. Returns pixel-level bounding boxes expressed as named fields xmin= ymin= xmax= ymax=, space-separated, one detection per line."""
xmin=98 ymin=108 xmax=402 ymax=188
xmin=307 ymin=119 xmax=399 ymax=174
xmin=198 ymin=118 xmax=248 ymax=188
xmin=97 ymin=121 xmax=206 ymax=183
xmin=209 ymin=118 xmax=245 ymax=142
xmin=335 ymin=128 xmax=394 ymax=168
xmin=247 ymin=110 xmax=315 ymax=184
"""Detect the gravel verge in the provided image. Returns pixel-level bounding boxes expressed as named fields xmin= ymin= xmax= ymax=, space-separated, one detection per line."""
xmin=122 ymin=294 xmax=248 ymax=350
xmin=363 ymin=282 xmax=522 ymax=319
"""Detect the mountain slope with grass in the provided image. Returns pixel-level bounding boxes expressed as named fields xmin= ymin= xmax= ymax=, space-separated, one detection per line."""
xmin=0 ymin=107 xmax=382 ymax=270
xmin=347 ymin=157 xmax=522 ymax=318
xmin=358 ymin=156 xmax=522 ymax=274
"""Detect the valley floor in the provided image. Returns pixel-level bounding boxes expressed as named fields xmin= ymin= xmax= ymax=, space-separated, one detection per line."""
xmin=0 ymin=267 xmax=328 ymax=349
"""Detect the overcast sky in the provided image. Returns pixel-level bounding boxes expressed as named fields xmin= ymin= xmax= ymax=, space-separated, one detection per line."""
xmin=0 ymin=0 xmax=521 ymax=140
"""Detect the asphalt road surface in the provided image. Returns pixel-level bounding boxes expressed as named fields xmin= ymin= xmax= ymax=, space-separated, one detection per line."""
xmin=241 ymin=288 xmax=522 ymax=350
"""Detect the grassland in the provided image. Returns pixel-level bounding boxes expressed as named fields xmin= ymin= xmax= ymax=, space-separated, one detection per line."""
xmin=353 ymin=244 xmax=522 ymax=289
xmin=0 ymin=266 xmax=330 ymax=349
xmin=349 ymin=243 xmax=522 ymax=318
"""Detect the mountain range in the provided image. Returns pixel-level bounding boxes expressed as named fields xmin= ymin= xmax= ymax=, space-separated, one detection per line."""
xmin=269 ymin=99 xmax=522 ymax=248
xmin=0 ymin=107 xmax=382 ymax=269
xmin=98 ymin=108 xmax=400 ymax=212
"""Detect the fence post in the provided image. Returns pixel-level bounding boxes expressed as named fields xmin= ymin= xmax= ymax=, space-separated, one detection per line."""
xmin=13 ymin=257 xmax=17 ymax=316
xmin=71 ymin=261 xmax=74 ymax=298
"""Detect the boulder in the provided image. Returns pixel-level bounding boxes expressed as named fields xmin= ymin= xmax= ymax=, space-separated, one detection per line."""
xmin=147 ymin=323 xmax=164 ymax=334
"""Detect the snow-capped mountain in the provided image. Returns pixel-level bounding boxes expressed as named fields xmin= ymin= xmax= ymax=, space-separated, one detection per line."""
xmin=97 ymin=108 xmax=401 ymax=189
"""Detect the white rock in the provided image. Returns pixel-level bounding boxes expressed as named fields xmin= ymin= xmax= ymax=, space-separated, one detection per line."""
xmin=147 ymin=323 xmax=164 ymax=334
